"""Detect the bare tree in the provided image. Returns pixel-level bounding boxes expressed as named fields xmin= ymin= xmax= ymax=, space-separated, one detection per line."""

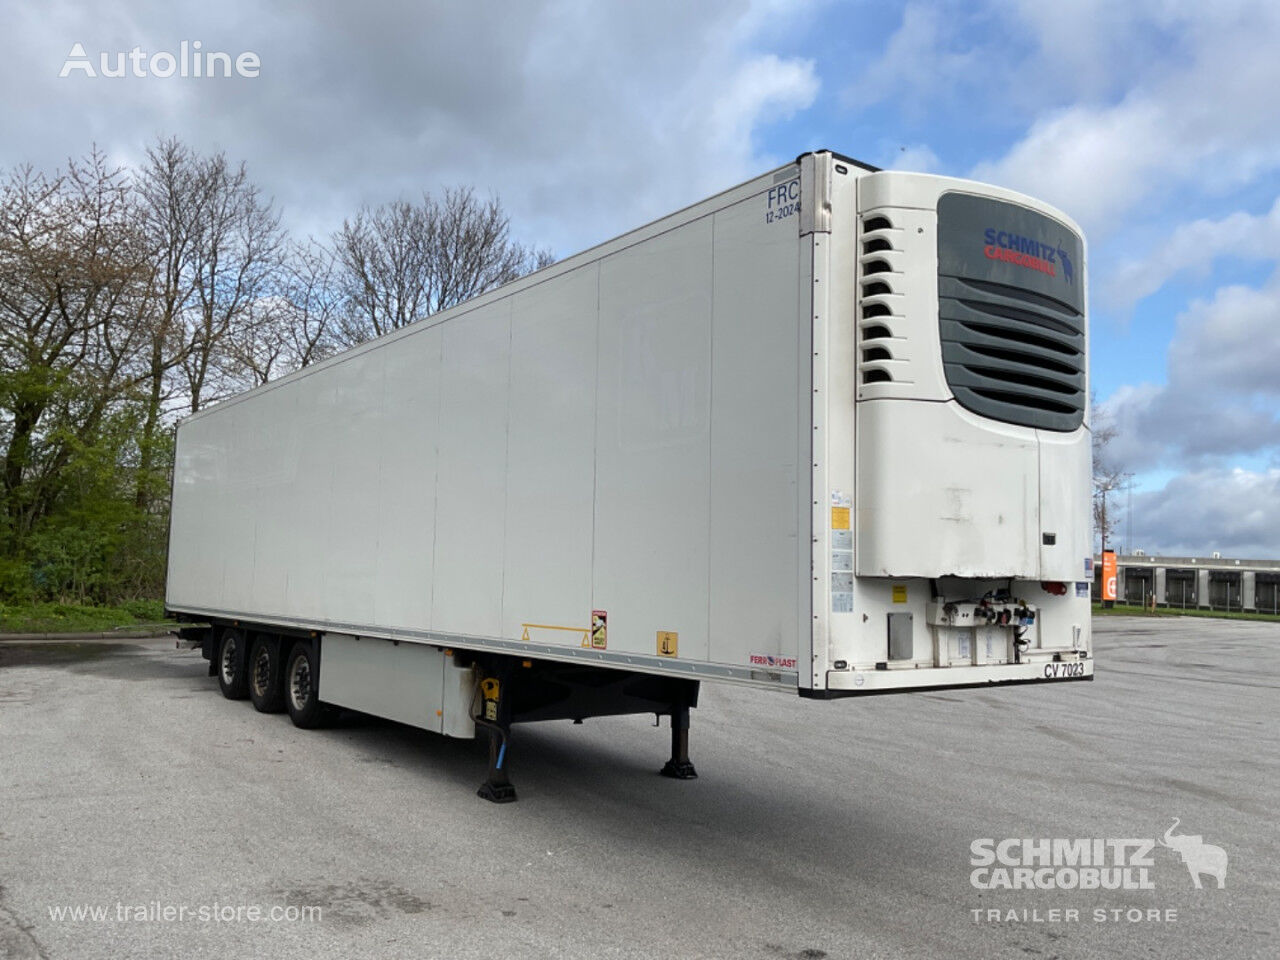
xmin=132 ymin=138 xmax=210 ymax=510
xmin=180 ymin=152 xmax=284 ymax=411
xmin=228 ymin=239 xmax=340 ymax=387
xmin=332 ymin=187 xmax=552 ymax=345
xmin=279 ymin=239 xmax=341 ymax=370
xmin=430 ymin=186 xmax=555 ymax=307
xmin=1092 ymin=394 xmax=1130 ymax=552
xmin=132 ymin=139 xmax=283 ymax=510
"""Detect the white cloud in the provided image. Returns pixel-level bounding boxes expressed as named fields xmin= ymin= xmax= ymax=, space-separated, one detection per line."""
xmin=1102 ymin=274 xmax=1280 ymax=472
xmin=707 ymin=54 xmax=819 ymax=156
xmin=1100 ymin=197 xmax=1280 ymax=312
xmin=847 ymin=1 xmax=1280 ymax=136
xmin=1099 ymin=383 xmax=1165 ymax=471
xmin=999 ymin=0 xmax=1144 ymax=100
xmin=0 ymin=0 xmax=823 ymax=256
xmin=1167 ymin=280 xmax=1280 ymax=397
xmin=845 ymin=3 xmax=976 ymax=112
xmin=1129 ymin=468 xmax=1280 ymax=559
xmin=969 ymin=2 xmax=1280 ymax=237
xmin=886 ymin=144 xmax=940 ymax=173
xmin=970 ymin=97 xmax=1173 ymax=233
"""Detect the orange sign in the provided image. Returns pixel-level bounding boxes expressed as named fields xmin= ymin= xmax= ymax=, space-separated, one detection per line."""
xmin=1101 ymin=551 xmax=1117 ymax=602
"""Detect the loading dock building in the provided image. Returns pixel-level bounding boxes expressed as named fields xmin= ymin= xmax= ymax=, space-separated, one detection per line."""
xmin=1094 ymin=554 xmax=1280 ymax=613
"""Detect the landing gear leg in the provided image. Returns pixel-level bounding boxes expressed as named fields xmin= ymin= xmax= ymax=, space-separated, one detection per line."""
xmin=477 ymin=673 xmax=517 ymax=803
xmin=477 ymin=724 xmax=517 ymax=803
xmin=660 ymin=701 xmax=698 ymax=780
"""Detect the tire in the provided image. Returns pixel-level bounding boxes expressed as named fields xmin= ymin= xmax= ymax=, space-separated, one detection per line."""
xmin=249 ymin=636 xmax=286 ymax=713
xmin=285 ymin=642 xmax=329 ymax=729
xmin=216 ymin=629 xmax=250 ymax=700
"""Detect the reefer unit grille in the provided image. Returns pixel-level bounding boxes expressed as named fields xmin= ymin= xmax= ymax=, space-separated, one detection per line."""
xmin=936 ymin=192 xmax=1086 ymax=432
xmin=937 ymin=276 xmax=1085 ymax=431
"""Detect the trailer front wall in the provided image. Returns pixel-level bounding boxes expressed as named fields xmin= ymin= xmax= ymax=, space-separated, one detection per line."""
xmin=168 ymin=173 xmax=807 ymax=682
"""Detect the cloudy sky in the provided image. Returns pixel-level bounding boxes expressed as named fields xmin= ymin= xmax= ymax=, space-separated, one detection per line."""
xmin=4 ymin=0 xmax=1278 ymax=558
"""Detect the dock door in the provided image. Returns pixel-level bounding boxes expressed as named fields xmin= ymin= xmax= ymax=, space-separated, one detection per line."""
xmin=1124 ymin=567 xmax=1154 ymax=606
xmin=1254 ymin=573 xmax=1280 ymax=615
xmin=1164 ymin=569 xmax=1197 ymax=609
xmin=1208 ymin=571 xmax=1242 ymax=611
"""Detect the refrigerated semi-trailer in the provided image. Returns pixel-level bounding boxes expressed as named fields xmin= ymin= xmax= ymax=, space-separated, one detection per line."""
xmin=167 ymin=150 xmax=1094 ymax=802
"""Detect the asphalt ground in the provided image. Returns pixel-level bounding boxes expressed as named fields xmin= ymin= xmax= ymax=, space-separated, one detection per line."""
xmin=0 ymin=617 xmax=1276 ymax=959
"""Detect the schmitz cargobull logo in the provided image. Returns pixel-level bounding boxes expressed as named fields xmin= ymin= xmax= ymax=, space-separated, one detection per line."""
xmin=970 ymin=837 xmax=1155 ymax=890
xmin=970 ymin=819 xmax=1227 ymax=892
xmin=982 ymin=228 xmax=1074 ymax=284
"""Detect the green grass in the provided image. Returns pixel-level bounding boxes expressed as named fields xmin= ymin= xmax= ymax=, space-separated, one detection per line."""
xmin=1092 ymin=602 xmax=1280 ymax=623
xmin=0 ymin=599 xmax=168 ymax=635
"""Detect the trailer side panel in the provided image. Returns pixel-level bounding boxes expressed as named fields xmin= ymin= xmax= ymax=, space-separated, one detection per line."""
xmin=167 ymin=170 xmax=807 ymax=686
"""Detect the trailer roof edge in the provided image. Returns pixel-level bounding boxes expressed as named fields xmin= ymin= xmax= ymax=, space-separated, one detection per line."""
xmin=795 ymin=149 xmax=881 ymax=172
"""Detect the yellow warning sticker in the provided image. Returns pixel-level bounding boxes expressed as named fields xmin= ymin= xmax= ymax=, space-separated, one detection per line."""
xmin=521 ymin=622 xmax=590 ymax=646
xmin=892 ymin=584 xmax=908 ymax=603
xmin=657 ymin=631 xmax=678 ymax=657
xmin=591 ymin=610 xmax=608 ymax=649
xmin=831 ymin=506 xmax=851 ymax=530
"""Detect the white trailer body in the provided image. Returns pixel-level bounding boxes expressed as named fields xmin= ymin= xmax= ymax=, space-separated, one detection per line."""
xmin=168 ymin=151 xmax=1092 ymax=796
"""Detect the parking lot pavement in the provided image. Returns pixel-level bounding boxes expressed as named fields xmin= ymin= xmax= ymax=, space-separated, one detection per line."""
xmin=0 ymin=618 xmax=1277 ymax=960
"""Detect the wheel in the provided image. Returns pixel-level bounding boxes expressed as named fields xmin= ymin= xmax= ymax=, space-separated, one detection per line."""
xmin=249 ymin=636 xmax=286 ymax=713
xmin=216 ymin=629 xmax=250 ymax=700
xmin=285 ymin=642 xmax=330 ymax=729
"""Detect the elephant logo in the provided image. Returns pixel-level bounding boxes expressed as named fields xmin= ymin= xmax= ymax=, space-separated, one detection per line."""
xmin=1056 ymin=245 xmax=1074 ymax=285
xmin=1159 ymin=818 xmax=1227 ymax=889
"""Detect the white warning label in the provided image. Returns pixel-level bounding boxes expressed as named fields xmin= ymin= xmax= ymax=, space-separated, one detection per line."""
xmin=831 ymin=491 xmax=853 ymax=612
xmin=831 ymin=571 xmax=854 ymax=613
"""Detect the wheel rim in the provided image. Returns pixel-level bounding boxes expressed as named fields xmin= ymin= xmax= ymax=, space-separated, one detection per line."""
xmin=252 ymin=647 xmax=271 ymax=697
xmin=220 ymin=635 xmax=238 ymax=685
xmin=289 ymin=654 xmax=312 ymax=712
